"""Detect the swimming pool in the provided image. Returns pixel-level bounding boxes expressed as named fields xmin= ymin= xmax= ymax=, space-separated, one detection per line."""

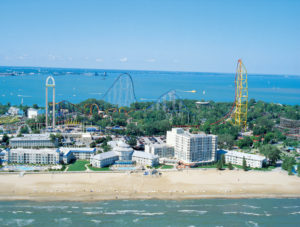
xmin=0 ymin=165 xmax=47 ymax=171
xmin=113 ymin=167 xmax=136 ymax=170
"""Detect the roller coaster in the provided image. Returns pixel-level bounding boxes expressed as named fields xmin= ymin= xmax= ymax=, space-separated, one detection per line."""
xmin=210 ymin=59 xmax=248 ymax=129
xmin=102 ymin=73 xmax=137 ymax=107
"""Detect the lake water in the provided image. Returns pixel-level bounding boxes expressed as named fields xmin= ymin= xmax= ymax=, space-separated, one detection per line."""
xmin=0 ymin=67 xmax=300 ymax=106
xmin=0 ymin=198 xmax=299 ymax=226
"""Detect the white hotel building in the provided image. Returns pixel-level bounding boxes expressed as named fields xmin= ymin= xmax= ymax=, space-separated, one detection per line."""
xmin=10 ymin=134 xmax=56 ymax=148
xmin=224 ymin=150 xmax=266 ymax=168
xmin=132 ymin=151 xmax=159 ymax=167
xmin=4 ymin=148 xmax=60 ymax=164
xmin=90 ymin=151 xmax=119 ymax=168
xmin=166 ymin=128 xmax=217 ymax=164
xmin=144 ymin=144 xmax=174 ymax=158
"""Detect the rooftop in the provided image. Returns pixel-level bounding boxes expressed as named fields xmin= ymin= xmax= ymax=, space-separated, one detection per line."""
xmin=170 ymin=128 xmax=216 ymax=139
xmin=132 ymin=151 xmax=159 ymax=159
xmin=224 ymin=150 xmax=266 ymax=161
xmin=59 ymin=147 xmax=96 ymax=156
xmin=10 ymin=134 xmax=51 ymax=141
xmin=92 ymin=151 xmax=119 ymax=161
xmin=9 ymin=148 xmax=59 ymax=154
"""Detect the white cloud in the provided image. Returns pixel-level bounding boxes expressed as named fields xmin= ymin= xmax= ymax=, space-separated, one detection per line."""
xmin=95 ymin=58 xmax=103 ymax=62
xmin=146 ymin=58 xmax=156 ymax=63
xmin=119 ymin=57 xmax=128 ymax=62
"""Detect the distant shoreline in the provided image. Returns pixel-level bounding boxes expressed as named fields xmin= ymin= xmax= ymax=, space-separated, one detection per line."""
xmin=0 ymin=169 xmax=299 ymax=202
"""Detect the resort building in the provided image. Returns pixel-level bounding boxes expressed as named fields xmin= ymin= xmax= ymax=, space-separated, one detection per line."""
xmin=166 ymin=128 xmax=218 ymax=164
xmin=59 ymin=147 xmax=96 ymax=164
xmin=144 ymin=144 xmax=174 ymax=158
xmin=27 ymin=108 xmax=42 ymax=119
xmin=223 ymin=150 xmax=266 ymax=168
xmin=132 ymin=151 xmax=159 ymax=167
xmin=90 ymin=151 xmax=119 ymax=168
xmin=7 ymin=107 xmax=23 ymax=116
xmin=10 ymin=134 xmax=56 ymax=148
xmin=112 ymin=141 xmax=134 ymax=160
xmin=5 ymin=148 xmax=60 ymax=164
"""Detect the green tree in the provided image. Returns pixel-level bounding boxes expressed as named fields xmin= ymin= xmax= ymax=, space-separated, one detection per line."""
xmin=102 ymin=144 xmax=111 ymax=152
xmin=32 ymin=104 xmax=39 ymax=109
xmin=221 ymin=154 xmax=225 ymax=166
xmin=259 ymin=144 xmax=281 ymax=166
xmin=228 ymin=162 xmax=234 ymax=170
xmin=90 ymin=142 xmax=96 ymax=148
xmin=242 ymin=157 xmax=247 ymax=171
xmin=298 ymin=163 xmax=300 ymax=177
xmin=20 ymin=125 xmax=29 ymax=134
xmin=50 ymin=133 xmax=63 ymax=147
xmin=282 ymin=156 xmax=296 ymax=171
xmin=2 ymin=134 xmax=9 ymax=146
xmin=128 ymin=137 xmax=137 ymax=147
xmin=237 ymin=136 xmax=253 ymax=149
xmin=288 ymin=165 xmax=293 ymax=176
xmin=216 ymin=160 xmax=223 ymax=170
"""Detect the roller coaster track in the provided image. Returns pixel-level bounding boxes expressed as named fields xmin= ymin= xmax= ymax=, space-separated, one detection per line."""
xmin=102 ymin=73 xmax=137 ymax=107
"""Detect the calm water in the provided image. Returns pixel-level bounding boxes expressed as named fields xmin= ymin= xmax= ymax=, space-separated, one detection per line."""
xmin=0 ymin=199 xmax=299 ymax=226
xmin=0 ymin=67 xmax=300 ymax=106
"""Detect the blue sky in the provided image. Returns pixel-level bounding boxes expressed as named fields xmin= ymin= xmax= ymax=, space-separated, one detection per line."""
xmin=0 ymin=0 xmax=299 ymax=75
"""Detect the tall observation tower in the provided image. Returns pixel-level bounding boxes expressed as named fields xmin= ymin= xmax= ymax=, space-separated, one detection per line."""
xmin=233 ymin=59 xmax=248 ymax=130
xmin=45 ymin=76 xmax=56 ymax=129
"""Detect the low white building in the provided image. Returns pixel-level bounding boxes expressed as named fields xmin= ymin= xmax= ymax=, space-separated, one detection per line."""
xmin=27 ymin=108 xmax=39 ymax=119
xmin=10 ymin=134 xmax=55 ymax=148
xmin=224 ymin=150 xmax=266 ymax=168
xmin=112 ymin=141 xmax=134 ymax=160
xmin=59 ymin=147 xmax=96 ymax=164
xmin=132 ymin=151 xmax=159 ymax=167
xmin=5 ymin=148 xmax=60 ymax=164
xmin=145 ymin=144 xmax=174 ymax=158
xmin=90 ymin=151 xmax=119 ymax=168
xmin=8 ymin=107 xmax=22 ymax=116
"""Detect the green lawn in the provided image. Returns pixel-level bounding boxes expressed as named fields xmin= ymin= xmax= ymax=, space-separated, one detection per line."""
xmin=67 ymin=160 xmax=89 ymax=171
xmin=161 ymin=165 xmax=174 ymax=169
xmin=195 ymin=163 xmax=218 ymax=168
xmin=87 ymin=165 xmax=111 ymax=171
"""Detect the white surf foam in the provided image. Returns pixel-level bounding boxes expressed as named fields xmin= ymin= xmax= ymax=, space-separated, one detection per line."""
xmin=178 ymin=210 xmax=208 ymax=215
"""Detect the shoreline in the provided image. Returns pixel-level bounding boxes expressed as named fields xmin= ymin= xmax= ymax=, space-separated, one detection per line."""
xmin=1 ymin=194 xmax=300 ymax=202
xmin=1 ymin=169 xmax=299 ymax=202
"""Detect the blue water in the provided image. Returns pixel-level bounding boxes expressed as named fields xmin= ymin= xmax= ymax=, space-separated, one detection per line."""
xmin=0 ymin=66 xmax=300 ymax=106
xmin=0 ymin=199 xmax=300 ymax=226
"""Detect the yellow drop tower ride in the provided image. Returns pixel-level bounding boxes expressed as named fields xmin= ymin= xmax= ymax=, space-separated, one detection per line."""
xmin=233 ymin=59 xmax=248 ymax=130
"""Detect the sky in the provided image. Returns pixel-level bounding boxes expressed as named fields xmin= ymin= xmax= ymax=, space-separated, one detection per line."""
xmin=0 ymin=0 xmax=300 ymax=75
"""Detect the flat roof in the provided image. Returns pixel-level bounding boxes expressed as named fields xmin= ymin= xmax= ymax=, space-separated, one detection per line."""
xmin=132 ymin=151 xmax=159 ymax=160
xmin=92 ymin=151 xmax=118 ymax=161
xmin=224 ymin=150 xmax=266 ymax=161
xmin=59 ymin=147 xmax=96 ymax=157
xmin=9 ymin=148 xmax=58 ymax=154
xmin=10 ymin=134 xmax=51 ymax=141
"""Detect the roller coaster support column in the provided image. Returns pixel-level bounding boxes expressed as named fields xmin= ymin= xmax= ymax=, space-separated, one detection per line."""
xmin=234 ymin=59 xmax=248 ymax=130
xmin=45 ymin=76 xmax=56 ymax=129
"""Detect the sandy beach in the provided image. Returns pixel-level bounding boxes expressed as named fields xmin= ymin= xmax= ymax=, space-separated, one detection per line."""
xmin=0 ymin=169 xmax=299 ymax=201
